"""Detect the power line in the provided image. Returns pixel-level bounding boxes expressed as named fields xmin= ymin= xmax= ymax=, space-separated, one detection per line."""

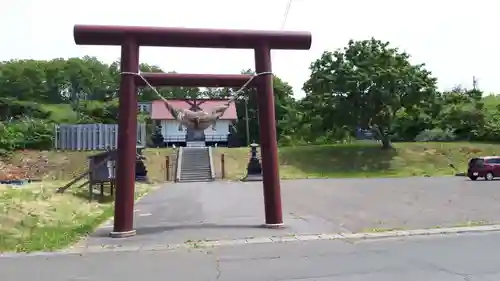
xmin=280 ymin=0 xmax=293 ymax=30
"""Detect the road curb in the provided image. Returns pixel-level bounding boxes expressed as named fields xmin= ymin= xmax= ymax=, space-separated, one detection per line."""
xmin=3 ymin=224 xmax=500 ymax=258
xmin=56 ymin=224 xmax=500 ymax=254
xmin=192 ymin=224 xmax=500 ymax=248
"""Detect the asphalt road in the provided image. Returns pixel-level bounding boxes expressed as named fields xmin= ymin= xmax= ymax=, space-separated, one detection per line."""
xmin=2 ymin=231 xmax=500 ymax=280
xmin=84 ymin=177 xmax=500 ymax=249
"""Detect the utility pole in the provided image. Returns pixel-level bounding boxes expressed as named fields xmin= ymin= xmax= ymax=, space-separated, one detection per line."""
xmin=245 ymin=98 xmax=250 ymax=146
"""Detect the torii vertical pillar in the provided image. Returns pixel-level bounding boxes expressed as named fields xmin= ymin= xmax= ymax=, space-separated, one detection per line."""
xmin=73 ymin=25 xmax=311 ymax=237
xmin=111 ymin=37 xmax=140 ymax=237
xmin=255 ymin=45 xmax=282 ymax=226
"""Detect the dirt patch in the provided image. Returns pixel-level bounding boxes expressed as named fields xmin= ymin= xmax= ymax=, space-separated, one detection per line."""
xmin=0 ymin=149 xmax=175 ymax=183
xmin=0 ymin=150 xmax=94 ymax=181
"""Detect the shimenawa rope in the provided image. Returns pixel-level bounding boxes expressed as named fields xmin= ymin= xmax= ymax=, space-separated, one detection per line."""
xmin=120 ymin=71 xmax=273 ymax=131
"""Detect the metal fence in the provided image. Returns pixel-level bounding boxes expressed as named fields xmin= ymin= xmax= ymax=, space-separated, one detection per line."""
xmin=54 ymin=123 xmax=147 ymax=151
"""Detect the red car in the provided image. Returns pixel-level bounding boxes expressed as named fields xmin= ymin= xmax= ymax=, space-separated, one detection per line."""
xmin=467 ymin=156 xmax=500 ymax=181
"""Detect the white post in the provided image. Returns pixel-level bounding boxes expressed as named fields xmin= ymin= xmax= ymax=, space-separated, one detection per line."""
xmin=107 ymin=160 xmax=116 ymax=180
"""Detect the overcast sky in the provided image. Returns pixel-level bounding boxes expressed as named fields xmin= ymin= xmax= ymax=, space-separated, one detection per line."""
xmin=1 ymin=0 xmax=499 ymax=97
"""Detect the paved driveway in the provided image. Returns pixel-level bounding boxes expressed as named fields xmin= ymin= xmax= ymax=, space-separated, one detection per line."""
xmin=80 ymin=177 xmax=500 ymax=250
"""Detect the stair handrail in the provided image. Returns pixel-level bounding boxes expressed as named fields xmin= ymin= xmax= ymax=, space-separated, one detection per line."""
xmin=175 ymin=147 xmax=183 ymax=182
xmin=208 ymin=146 xmax=216 ymax=180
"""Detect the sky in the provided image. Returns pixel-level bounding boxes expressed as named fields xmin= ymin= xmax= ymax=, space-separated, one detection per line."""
xmin=1 ymin=0 xmax=499 ymax=98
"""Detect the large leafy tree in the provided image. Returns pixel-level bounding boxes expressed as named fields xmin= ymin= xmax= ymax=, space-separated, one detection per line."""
xmin=303 ymin=38 xmax=438 ymax=148
xmin=436 ymin=86 xmax=485 ymax=140
xmin=0 ymin=59 xmax=49 ymax=102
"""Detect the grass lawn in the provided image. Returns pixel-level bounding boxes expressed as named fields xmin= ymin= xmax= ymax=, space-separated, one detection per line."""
xmin=3 ymin=142 xmax=500 ymax=182
xmin=40 ymin=104 xmax=78 ymax=123
xmin=0 ymin=181 xmax=156 ymax=253
xmin=212 ymin=142 xmax=500 ymax=180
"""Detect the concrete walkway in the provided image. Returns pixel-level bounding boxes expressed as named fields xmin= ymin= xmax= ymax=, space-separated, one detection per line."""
xmin=75 ymin=177 xmax=500 ymax=251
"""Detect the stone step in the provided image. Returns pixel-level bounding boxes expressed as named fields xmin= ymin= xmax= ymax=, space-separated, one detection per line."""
xmin=180 ymin=175 xmax=211 ymax=179
xmin=181 ymin=172 xmax=210 ymax=175
xmin=178 ymin=178 xmax=213 ymax=183
xmin=180 ymin=176 xmax=212 ymax=181
xmin=181 ymin=167 xmax=209 ymax=170
xmin=180 ymin=169 xmax=210 ymax=173
xmin=183 ymin=157 xmax=209 ymax=160
xmin=181 ymin=166 xmax=211 ymax=170
xmin=181 ymin=163 xmax=210 ymax=166
xmin=181 ymin=162 xmax=210 ymax=166
xmin=181 ymin=171 xmax=211 ymax=176
xmin=181 ymin=161 xmax=209 ymax=164
xmin=183 ymin=155 xmax=209 ymax=158
xmin=180 ymin=173 xmax=211 ymax=177
xmin=180 ymin=174 xmax=211 ymax=177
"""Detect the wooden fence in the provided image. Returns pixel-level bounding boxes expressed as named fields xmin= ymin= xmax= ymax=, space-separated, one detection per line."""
xmin=54 ymin=123 xmax=147 ymax=151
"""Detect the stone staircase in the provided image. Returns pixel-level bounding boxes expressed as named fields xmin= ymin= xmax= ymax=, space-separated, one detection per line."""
xmin=177 ymin=145 xmax=214 ymax=182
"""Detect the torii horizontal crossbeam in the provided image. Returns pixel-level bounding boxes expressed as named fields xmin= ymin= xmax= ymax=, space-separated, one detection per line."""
xmin=74 ymin=25 xmax=311 ymax=50
xmin=136 ymin=73 xmax=257 ymax=87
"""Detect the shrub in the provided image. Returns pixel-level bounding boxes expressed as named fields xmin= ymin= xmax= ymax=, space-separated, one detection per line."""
xmin=0 ymin=118 xmax=53 ymax=152
xmin=415 ymin=128 xmax=456 ymax=142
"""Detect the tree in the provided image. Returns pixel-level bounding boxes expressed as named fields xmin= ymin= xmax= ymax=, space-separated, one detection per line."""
xmin=0 ymin=59 xmax=49 ymax=102
xmin=0 ymin=57 xmax=207 ymax=124
xmin=227 ymin=70 xmax=298 ymax=146
xmin=435 ymin=86 xmax=486 ymax=140
xmin=303 ymin=38 xmax=438 ymax=149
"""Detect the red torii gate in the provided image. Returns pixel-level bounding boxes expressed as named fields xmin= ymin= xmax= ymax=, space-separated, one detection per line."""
xmin=73 ymin=25 xmax=312 ymax=237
